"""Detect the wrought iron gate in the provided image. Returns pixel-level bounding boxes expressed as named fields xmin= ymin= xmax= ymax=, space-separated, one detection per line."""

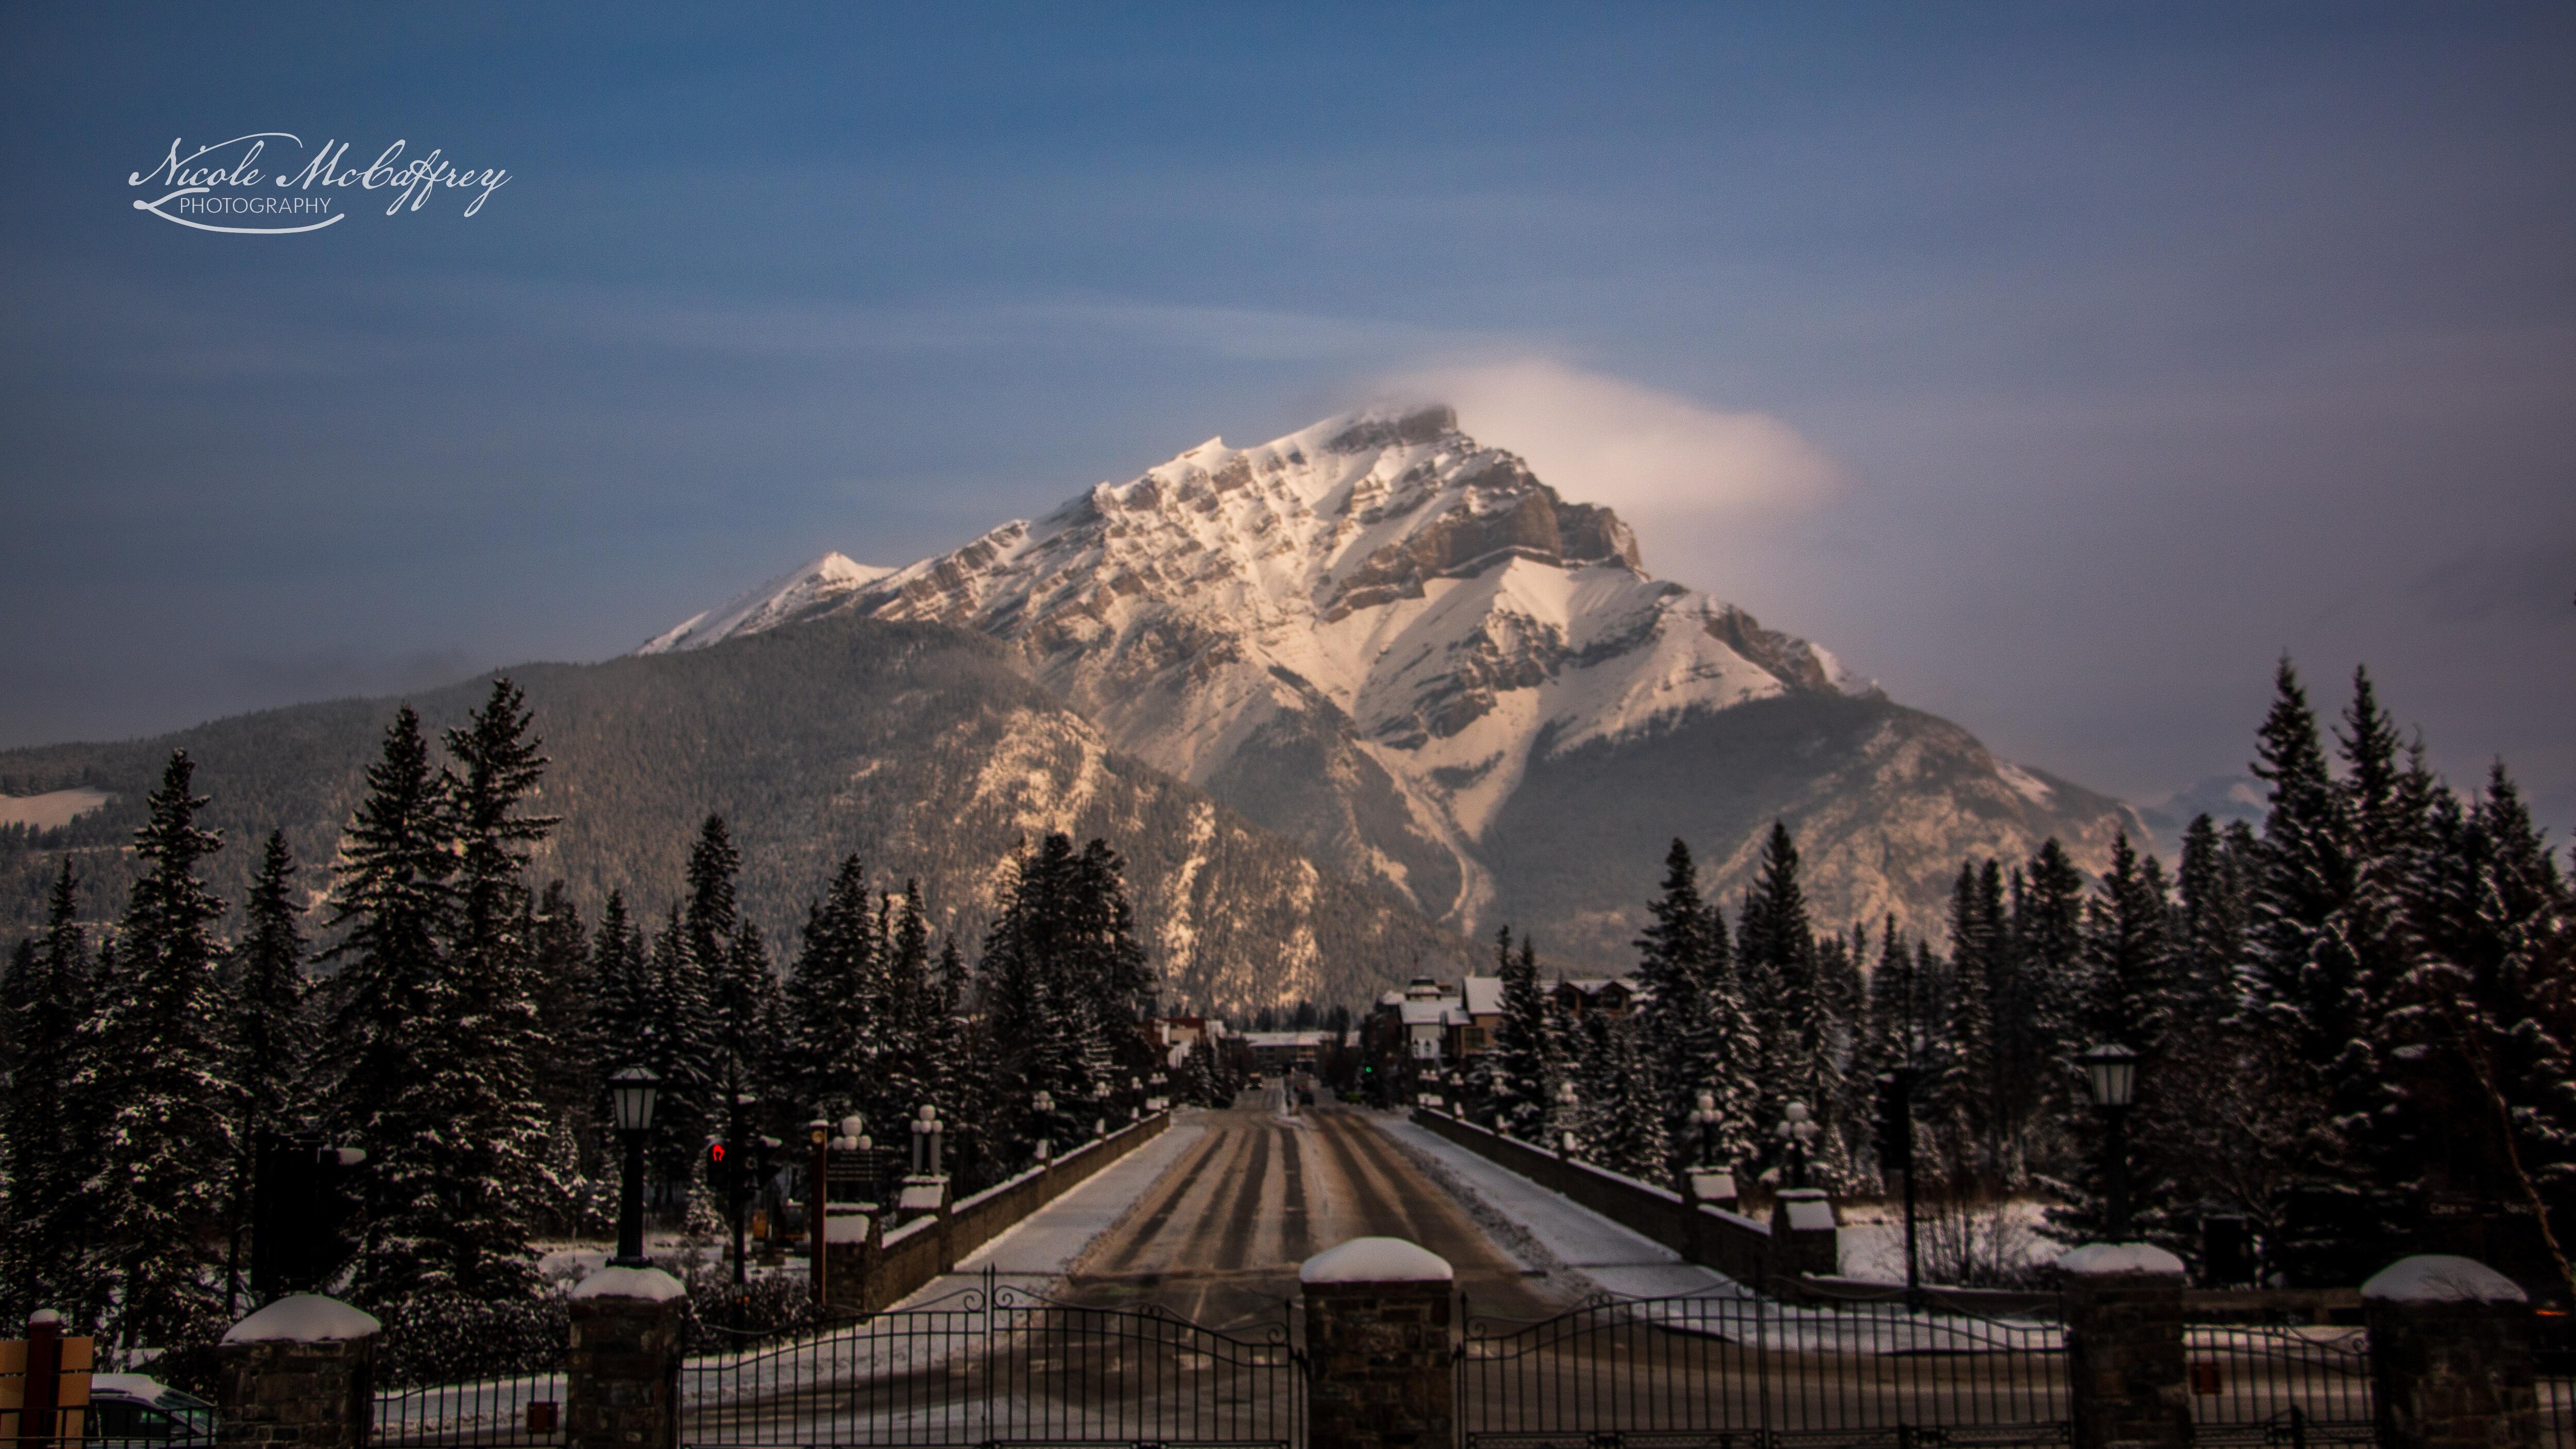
xmin=681 ymin=1276 xmax=1301 ymax=1448
xmin=2181 ymin=1323 xmax=2375 ymax=1447
xmin=1455 ymin=1290 xmax=2069 ymax=1449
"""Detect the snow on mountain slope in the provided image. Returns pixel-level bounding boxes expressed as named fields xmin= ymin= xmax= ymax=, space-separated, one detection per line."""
xmin=640 ymin=405 xmax=2132 ymax=956
xmin=641 ymin=552 xmax=894 ymax=654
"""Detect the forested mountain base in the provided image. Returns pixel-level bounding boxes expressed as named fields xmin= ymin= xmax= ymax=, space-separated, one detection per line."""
xmin=0 ymin=614 xmax=1469 ymax=1012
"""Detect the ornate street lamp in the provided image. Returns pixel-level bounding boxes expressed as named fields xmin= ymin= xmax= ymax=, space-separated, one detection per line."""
xmin=2082 ymin=1043 xmax=2141 ymax=1239
xmin=1687 ymin=1091 xmax=1722 ymax=1169
xmin=1031 ymin=1089 xmax=1055 ymax=1162
xmin=607 ymin=1067 xmax=661 ymax=1268
xmin=1556 ymin=1079 xmax=1581 ymax=1156
xmin=910 ymin=1104 xmax=946 ymax=1178
xmin=1775 ymin=1101 xmax=1819 ymax=1190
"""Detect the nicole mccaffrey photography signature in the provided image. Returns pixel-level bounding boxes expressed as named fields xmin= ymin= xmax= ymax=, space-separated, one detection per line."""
xmin=128 ymin=131 xmax=510 ymax=233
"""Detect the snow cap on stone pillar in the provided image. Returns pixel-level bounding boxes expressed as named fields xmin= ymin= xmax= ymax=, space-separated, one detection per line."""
xmin=2361 ymin=1254 xmax=2528 ymax=1305
xmin=2055 ymin=1242 xmax=2187 ymax=1277
xmin=572 ymin=1264 xmax=689 ymax=1301
xmin=221 ymin=1293 xmax=382 ymax=1343
xmin=1300 ymin=1235 xmax=1454 ymax=1284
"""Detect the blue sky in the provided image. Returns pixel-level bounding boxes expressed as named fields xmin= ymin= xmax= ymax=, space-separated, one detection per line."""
xmin=4 ymin=4 xmax=2570 ymax=832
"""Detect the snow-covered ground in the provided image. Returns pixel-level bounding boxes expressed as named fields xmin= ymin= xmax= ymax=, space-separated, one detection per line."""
xmin=1834 ymin=1197 xmax=2069 ymax=1285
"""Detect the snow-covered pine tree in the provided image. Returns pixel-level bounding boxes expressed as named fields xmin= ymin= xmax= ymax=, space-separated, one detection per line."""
xmin=1690 ymin=898 xmax=1763 ymax=1173
xmin=79 ymin=751 xmax=243 ymax=1351
xmin=437 ymin=679 xmax=556 ymax=1299
xmin=2174 ymin=813 xmax=2252 ymax=1016
xmin=876 ymin=882 xmax=937 ymax=1130
xmin=2077 ymin=833 xmax=2177 ymax=1050
xmin=234 ymin=832 xmax=310 ymax=1145
xmin=1 ymin=860 xmax=101 ymax=1323
xmin=2395 ymin=765 xmax=2576 ymax=1298
xmin=1591 ymin=1013 xmax=1670 ymax=1181
xmin=2246 ymin=660 xmax=2363 ymax=1076
xmin=1481 ymin=928 xmax=1554 ymax=1139
xmin=587 ymin=890 xmax=655 ymax=1085
xmin=1633 ymin=840 xmax=1713 ymax=1160
xmin=784 ymin=855 xmax=879 ymax=1120
xmin=229 ymin=830 xmax=311 ymax=1311
xmin=1737 ymin=821 xmax=1820 ymax=1168
xmin=647 ymin=902 xmax=719 ymax=1198
xmin=527 ymin=882 xmax=599 ymax=1136
xmin=1930 ymin=860 xmax=2002 ymax=1187
xmin=2003 ymin=843 xmax=2083 ymax=1171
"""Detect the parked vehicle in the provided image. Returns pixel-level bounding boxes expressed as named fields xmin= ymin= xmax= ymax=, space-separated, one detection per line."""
xmin=87 ymin=1374 xmax=218 ymax=1447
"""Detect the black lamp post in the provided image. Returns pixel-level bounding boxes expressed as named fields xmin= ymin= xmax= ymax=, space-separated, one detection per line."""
xmin=2082 ymin=1043 xmax=2141 ymax=1240
xmin=1776 ymin=1101 xmax=1819 ymax=1190
xmin=607 ymin=1066 xmax=661 ymax=1268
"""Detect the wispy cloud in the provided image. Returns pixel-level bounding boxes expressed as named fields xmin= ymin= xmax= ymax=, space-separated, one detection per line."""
xmin=1374 ymin=357 xmax=1844 ymax=524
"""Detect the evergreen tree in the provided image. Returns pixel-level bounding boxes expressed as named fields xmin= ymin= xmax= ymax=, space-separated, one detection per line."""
xmin=1634 ymin=840 xmax=1713 ymax=1124
xmin=1931 ymin=861 xmax=2003 ymax=1185
xmin=587 ymin=890 xmax=654 ymax=1084
xmin=1480 ymin=928 xmax=1554 ymax=1138
xmin=2246 ymin=659 xmax=2361 ymax=1073
xmin=1589 ymin=1014 xmax=1670 ymax=1180
xmin=527 ymin=882 xmax=599 ymax=1132
xmin=1737 ymin=821 xmax=1819 ymax=1161
xmin=784 ymin=855 xmax=880 ymax=1121
xmin=437 ymin=681 xmax=556 ymax=1294
xmin=78 ymin=751 xmax=243 ymax=1350
xmin=2175 ymin=814 xmax=2252 ymax=1015
xmin=647 ymin=901 xmax=719 ymax=1195
xmin=229 ymin=830 xmax=310 ymax=1311
xmin=2078 ymin=833 xmax=2176 ymax=1050
xmin=319 ymin=706 xmax=533 ymax=1306
xmin=1 ymin=861 xmax=99 ymax=1323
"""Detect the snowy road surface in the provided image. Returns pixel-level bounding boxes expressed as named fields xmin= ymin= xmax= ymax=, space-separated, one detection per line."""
xmin=1052 ymin=1092 xmax=1571 ymax=1328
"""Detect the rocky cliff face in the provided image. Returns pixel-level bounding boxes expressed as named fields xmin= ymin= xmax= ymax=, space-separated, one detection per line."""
xmin=643 ymin=406 xmax=2140 ymax=963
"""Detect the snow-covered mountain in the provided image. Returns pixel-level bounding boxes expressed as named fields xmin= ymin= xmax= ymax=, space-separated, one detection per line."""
xmin=643 ymin=405 xmax=2137 ymax=962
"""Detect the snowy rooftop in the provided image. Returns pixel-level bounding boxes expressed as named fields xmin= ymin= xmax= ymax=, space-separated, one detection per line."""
xmin=1301 ymin=1235 xmax=1454 ymax=1284
xmin=222 ymin=1293 xmax=382 ymax=1343
xmin=2361 ymin=1254 xmax=2527 ymax=1305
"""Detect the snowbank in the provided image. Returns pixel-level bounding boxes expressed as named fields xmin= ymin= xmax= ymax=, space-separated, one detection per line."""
xmin=222 ymin=1293 xmax=382 ymax=1343
xmin=2361 ymin=1254 xmax=2527 ymax=1305
xmin=1300 ymin=1236 xmax=1453 ymax=1284
xmin=570 ymin=1266 xmax=687 ymax=1302
xmin=2056 ymin=1243 xmax=2185 ymax=1277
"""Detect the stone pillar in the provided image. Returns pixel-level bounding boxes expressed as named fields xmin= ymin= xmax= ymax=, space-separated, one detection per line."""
xmin=567 ymin=1267 xmax=688 ymax=1449
xmin=820 ymin=1208 xmax=877 ymax=1316
xmin=2362 ymin=1254 xmax=2539 ymax=1449
xmin=2058 ymin=1243 xmax=2190 ymax=1449
xmin=215 ymin=1293 xmax=383 ymax=1449
xmin=1300 ymin=1237 xmax=1456 ymax=1449
xmin=1767 ymin=1188 xmax=1839 ymax=1282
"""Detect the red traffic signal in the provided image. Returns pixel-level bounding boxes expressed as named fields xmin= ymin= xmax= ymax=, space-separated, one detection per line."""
xmin=708 ymin=1141 xmax=727 ymax=1164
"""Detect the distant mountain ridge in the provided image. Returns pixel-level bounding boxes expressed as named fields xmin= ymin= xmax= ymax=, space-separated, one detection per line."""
xmin=642 ymin=405 xmax=2140 ymax=959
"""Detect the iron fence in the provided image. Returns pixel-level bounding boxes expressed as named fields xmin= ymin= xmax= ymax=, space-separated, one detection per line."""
xmin=1456 ymin=1289 xmax=2067 ymax=1449
xmin=2541 ymin=1374 xmax=2575 ymax=1449
xmin=680 ymin=1274 xmax=1300 ymax=1448
xmin=2180 ymin=1323 xmax=2374 ymax=1448
xmin=372 ymin=1366 xmax=568 ymax=1448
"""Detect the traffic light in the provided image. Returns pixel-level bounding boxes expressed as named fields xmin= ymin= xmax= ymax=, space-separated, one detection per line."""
xmin=252 ymin=1132 xmax=368 ymax=1298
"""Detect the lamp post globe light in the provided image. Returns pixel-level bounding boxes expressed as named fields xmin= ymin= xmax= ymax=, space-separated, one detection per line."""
xmin=2081 ymin=1043 xmax=2141 ymax=1239
xmin=607 ymin=1066 xmax=662 ymax=1268
xmin=1687 ymin=1091 xmax=1722 ymax=1170
xmin=910 ymin=1104 xmax=946 ymax=1178
xmin=1556 ymin=1079 xmax=1580 ymax=1155
xmin=1031 ymin=1089 xmax=1055 ymax=1162
xmin=1776 ymin=1101 xmax=1819 ymax=1190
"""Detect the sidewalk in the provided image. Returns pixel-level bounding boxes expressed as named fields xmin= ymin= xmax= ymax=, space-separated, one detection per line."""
xmin=883 ymin=1111 xmax=1212 ymax=1310
xmin=1373 ymin=1114 xmax=1737 ymax=1301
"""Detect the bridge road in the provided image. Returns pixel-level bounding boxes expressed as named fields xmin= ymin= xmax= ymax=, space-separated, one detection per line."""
xmin=1054 ymin=1088 xmax=1568 ymax=1331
